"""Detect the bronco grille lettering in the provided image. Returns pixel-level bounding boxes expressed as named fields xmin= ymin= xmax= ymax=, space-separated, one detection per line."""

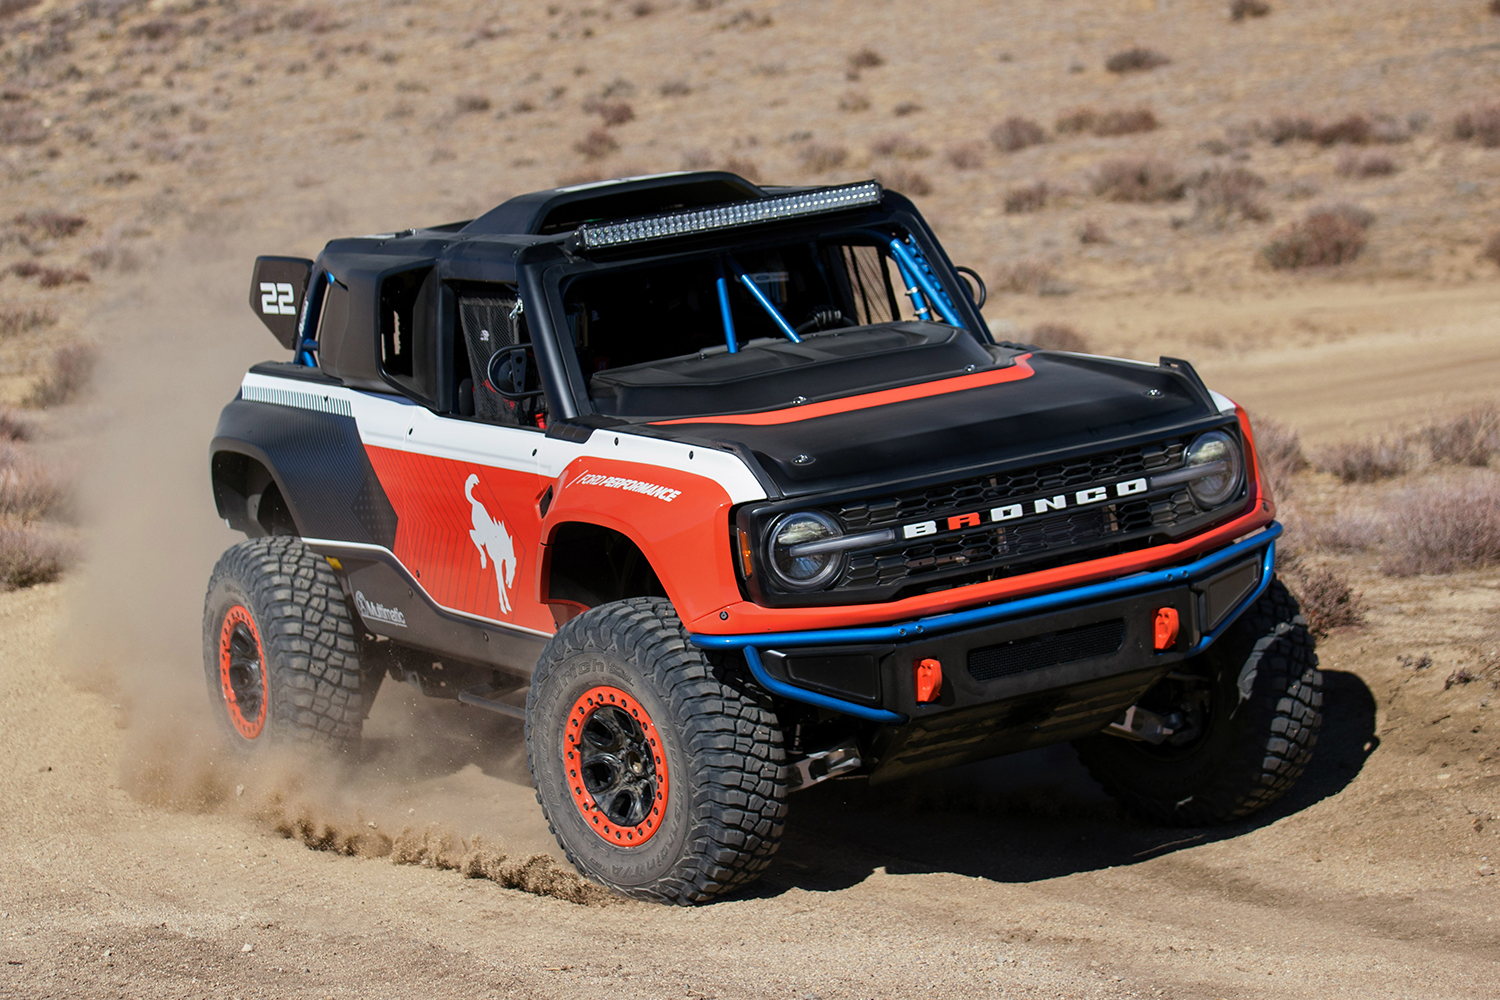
xmin=904 ymin=477 xmax=1148 ymax=540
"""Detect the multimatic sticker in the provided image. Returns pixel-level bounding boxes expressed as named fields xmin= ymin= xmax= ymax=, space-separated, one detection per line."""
xmin=355 ymin=591 xmax=406 ymax=627
xmin=901 ymin=477 xmax=1148 ymax=540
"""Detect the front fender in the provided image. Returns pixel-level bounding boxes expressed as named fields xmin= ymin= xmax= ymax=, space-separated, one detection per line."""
xmin=538 ymin=457 xmax=746 ymax=627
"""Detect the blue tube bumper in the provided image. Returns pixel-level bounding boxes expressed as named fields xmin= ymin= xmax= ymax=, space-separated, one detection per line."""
xmin=691 ymin=523 xmax=1282 ymax=723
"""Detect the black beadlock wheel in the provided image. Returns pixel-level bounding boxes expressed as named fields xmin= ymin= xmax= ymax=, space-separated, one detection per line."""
xmin=525 ymin=597 xmax=788 ymax=904
xmin=1074 ymin=576 xmax=1323 ymax=825
xmin=201 ymin=537 xmax=366 ymax=752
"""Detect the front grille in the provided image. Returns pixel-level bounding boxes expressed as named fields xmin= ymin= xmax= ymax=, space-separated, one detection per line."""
xmin=837 ymin=440 xmax=1183 ymax=531
xmin=967 ymin=619 xmax=1126 ymax=682
xmin=827 ymin=437 xmax=1202 ymax=596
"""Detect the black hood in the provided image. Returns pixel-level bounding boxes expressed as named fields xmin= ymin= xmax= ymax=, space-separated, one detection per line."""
xmin=653 ymin=352 xmax=1225 ymax=499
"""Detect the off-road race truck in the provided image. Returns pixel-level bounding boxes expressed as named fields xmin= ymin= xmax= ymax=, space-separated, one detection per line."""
xmin=205 ymin=172 xmax=1321 ymax=904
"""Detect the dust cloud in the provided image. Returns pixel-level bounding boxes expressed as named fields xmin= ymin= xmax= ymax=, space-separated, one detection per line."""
xmin=60 ymin=227 xmax=589 ymax=903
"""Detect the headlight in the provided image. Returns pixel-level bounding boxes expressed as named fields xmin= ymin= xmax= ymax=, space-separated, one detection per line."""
xmin=1183 ymin=430 xmax=1243 ymax=507
xmin=766 ymin=511 xmax=844 ymax=591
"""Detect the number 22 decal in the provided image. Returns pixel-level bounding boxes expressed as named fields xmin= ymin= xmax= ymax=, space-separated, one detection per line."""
xmin=259 ymin=282 xmax=297 ymax=316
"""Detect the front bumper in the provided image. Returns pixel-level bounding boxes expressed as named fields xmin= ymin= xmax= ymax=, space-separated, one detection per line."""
xmin=690 ymin=522 xmax=1280 ymax=727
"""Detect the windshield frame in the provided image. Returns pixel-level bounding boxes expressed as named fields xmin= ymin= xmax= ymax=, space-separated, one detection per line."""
xmin=525 ymin=203 xmax=991 ymax=420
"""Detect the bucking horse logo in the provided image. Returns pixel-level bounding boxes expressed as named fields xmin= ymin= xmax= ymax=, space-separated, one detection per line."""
xmin=465 ymin=473 xmax=517 ymax=615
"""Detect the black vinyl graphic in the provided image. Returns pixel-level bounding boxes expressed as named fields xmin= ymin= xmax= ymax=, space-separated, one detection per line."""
xmin=212 ymin=397 xmax=398 ymax=548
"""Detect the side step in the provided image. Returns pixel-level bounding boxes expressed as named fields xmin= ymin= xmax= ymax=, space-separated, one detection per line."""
xmin=457 ymin=683 xmax=529 ymax=720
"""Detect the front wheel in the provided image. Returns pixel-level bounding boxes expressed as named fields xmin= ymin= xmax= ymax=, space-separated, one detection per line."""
xmin=525 ymin=597 xmax=788 ymax=904
xmin=1074 ymin=577 xmax=1322 ymax=825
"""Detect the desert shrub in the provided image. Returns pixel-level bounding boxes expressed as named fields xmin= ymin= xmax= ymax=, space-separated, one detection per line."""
xmin=838 ymin=91 xmax=870 ymax=112
xmin=1336 ymin=151 xmax=1397 ymax=177
xmin=659 ymin=79 xmax=690 ymax=97
xmin=720 ymin=156 xmax=762 ymax=182
xmin=799 ymin=143 xmax=848 ymax=172
xmin=0 ymin=442 xmax=61 ymax=521
xmin=1261 ymin=204 xmax=1373 ymax=269
xmin=454 ymin=94 xmax=491 ymax=114
xmin=1453 ymin=104 xmax=1500 ymax=147
xmin=945 ymin=142 xmax=984 ymax=169
xmin=1315 ymin=436 xmax=1412 ymax=483
xmin=1287 ymin=566 xmax=1364 ymax=637
xmin=0 ymin=0 xmax=43 ymax=19
xmin=1482 ymin=231 xmax=1500 ymax=268
xmin=991 ymin=261 xmax=1058 ymax=294
xmin=1191 ymin=166 xmax=1269 ymax=223
xmin=1078 ymin=220 xmax=1110 ymax=244
xmin=874 ymin=168 xmax=932 ymax=197
xmin=1093 ymin=159 xmax=1185 ymax=202
xmin=1004 ymin=181 xmax=1049 ymax=214
xmin=990 ymin=117 xmax=1046 ymax=152
xmin=1105 ymin=47 xmax=1170 ymax=73
xmin=893 ymin=101 xmax=922 ymax=117
xmin=1267 ymin=116 xmax=1318 ymax=144
xmin=574 ymin=129 xmax=619 ymax=159
xmin=0 ymin=409 xmax=29 ymax=442
xmin=36 ymin=268 xmax=89 ymax=288
xmin=24 ymin=343 xmax=97 ymax=409
xmin=1027 ymin=323 xmax=1089 ymax=352
xmin=631 ymin=1 xmax=655 ymax=15
xmin=870 ymin=134 xmax=931 ymax=159
xmin=1303 ymin=507 xmax=1383 ymax=554
xmin=848 ymin=47 xmax=884 ymax=71
xmin=0 ymin=305 xmax=55 ymax=339
xmin=583 ymin=98 xmax=634 ymax=126
xmin=14 ymin=211 xmax=87 ymax=238
xmin=1249 ymin=415 xmax=1309 ymax=492
xmin=1379 ymin=478 xmax=1500 ymax=576
xmin=1060 ymin=108 xmax=1156 ymax=137
xmin=0 ymin=526 xmax=68 ymax=591
xmin=1230 ymin=0 xmax=1272 ymax=19
xmin=1423 ymin=405 xmax=1500 ymax=466
xmin=1093 ymin=108 xmax=1159 ymax=136
xmin=1313 ymin=114 xmax=1371 ymax=145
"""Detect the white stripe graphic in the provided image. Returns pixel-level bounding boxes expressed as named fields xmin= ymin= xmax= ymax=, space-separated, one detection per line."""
xmin=240 ymin=383 xmax=353 ymax=416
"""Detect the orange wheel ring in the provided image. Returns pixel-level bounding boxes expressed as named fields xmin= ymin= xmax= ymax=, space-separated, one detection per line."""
xmin=218 ymin=605 xmax=268 ymax=739
xmin=564 ymin=685 xmax=669 ymax=846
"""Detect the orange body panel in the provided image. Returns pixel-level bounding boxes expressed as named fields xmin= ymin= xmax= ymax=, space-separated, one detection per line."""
xmin=539 ymin=458 xmax=745 ymax=628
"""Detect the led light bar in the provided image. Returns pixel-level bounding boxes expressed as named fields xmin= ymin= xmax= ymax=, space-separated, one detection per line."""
xmin=576 ymin=181 xmax=883 ymax=250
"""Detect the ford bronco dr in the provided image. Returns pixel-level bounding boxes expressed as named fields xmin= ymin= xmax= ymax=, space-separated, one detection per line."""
xmin=205 ymin=172 xmax=1321 ymax=904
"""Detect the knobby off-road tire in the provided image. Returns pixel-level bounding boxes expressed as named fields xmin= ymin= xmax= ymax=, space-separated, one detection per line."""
xmin=526 ymin=597 xmax=788 ymax=904
xmin=1074 ymin=577 xmax=1322 ymax=825
xmin=202 ymin=537 xmax=365 ymax=753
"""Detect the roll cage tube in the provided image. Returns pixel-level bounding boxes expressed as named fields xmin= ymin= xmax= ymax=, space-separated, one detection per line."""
xmin=708 ymin=230 xmax=967 ymax=354
xmin=293 ymin=268 xmax=331 ymax=367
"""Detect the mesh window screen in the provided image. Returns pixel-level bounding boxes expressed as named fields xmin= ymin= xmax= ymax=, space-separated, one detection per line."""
xmin=458 ymin=296 xmax=521 ymax=423
xmin=842 ymin=245 xmax=899 ymax=325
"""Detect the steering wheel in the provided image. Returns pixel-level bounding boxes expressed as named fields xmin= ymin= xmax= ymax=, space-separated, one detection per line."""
xmin=794 ymin=307 xmax=857 ymax=335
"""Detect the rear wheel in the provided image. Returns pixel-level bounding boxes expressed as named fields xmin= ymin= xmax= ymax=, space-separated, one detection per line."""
xmin=526 ymin=597 xmax=788 ymax=904
xmin=202 ymin=537 xmax=366 ymax=753
xmin=1074 ymin=577 xmax=1322 ymax=825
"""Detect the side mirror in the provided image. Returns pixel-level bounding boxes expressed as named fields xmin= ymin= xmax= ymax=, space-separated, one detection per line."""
xmin=249 ymin=256 xmax=313 ymax=349
xmin=486 ymin=344 xmax=535 ymax=399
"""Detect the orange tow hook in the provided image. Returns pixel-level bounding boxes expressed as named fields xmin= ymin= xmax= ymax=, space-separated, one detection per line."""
xmin=1153 ymin=607 xmax=1180 ymax=651
xmin=915 ymin=658 xmax=943 ymax=703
